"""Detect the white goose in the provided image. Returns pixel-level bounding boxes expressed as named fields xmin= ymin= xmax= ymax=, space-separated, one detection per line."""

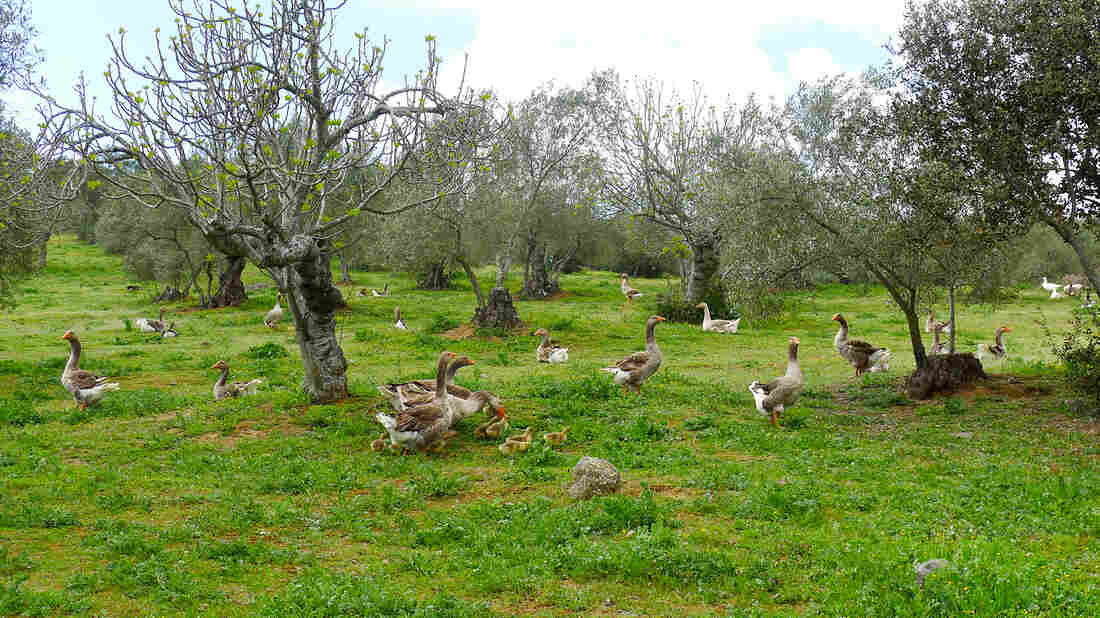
xmin=264 ymin=294 xmax=284 ymax=329
xmin=394 ymin=306 xmax=408 ymax=330
xmin=534 ymin=328 xmax=569 ymax=363
xmin=372 ymin=283 xmax=390 ymax=297
xmin=1041 ymin=277 xmax=1063 ymax=293
xmin=696 ymin=302 xmax=741 ymax=333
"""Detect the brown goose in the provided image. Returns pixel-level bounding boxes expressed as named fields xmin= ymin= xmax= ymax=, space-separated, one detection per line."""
xmin=929 ymin=322 xmax=948 ymax=356
xmin=601 ymin=315 xmax=665 ymax=392
xmin=60 ymin=330 xmax=120 ymax=409
xmin=533 ymin=328 xmax=569 ymax=363
xmin=620 ymin=274 xmax=643 ymax=302
xmin=210 ymin=360 xmax=263 ymax=400
xmin=375 ymin=351 xmax=457 ymax=452
xmin=378 ymin=356 xmax=488 ymax=413
xmin=748 ymin=336 xmax=803 ymax=426
xmin=833 ymin=313 xmax=891 ymax=376
xmin=136 ymin=307 xmax=167 ymax=333
xmin=977 ymin=326 xmax=1010 ymax=364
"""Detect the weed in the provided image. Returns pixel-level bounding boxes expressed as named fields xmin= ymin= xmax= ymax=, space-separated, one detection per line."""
xmin=246 ymin=342 xmax=289 ymax=359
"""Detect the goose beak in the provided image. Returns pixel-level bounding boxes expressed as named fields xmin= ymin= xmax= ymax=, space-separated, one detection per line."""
xmin=831 ymin=314 xmax=840 ymax=321
xmin=655 ymin=316 xmax=666 ymax=322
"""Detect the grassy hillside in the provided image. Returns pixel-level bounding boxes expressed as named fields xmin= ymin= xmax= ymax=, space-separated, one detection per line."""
xmin=1 ymin=235 xmax=1097 ymax=616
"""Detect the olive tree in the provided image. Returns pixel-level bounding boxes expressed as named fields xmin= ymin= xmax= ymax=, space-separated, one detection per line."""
xmin=36 ymin=0 xmax=490 ymax=401
xmin=893 ymin=0 xmax=1100 ymax=292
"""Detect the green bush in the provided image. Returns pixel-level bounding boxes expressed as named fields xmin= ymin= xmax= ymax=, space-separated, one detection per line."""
xmin=429 ymin=313 xmax=460 ymax=333
xmin=245 ymin=342 xmax=289 ymax=359
xmin=1052 ymin=305 xmax=1100 ymax=413
xmin=654 ymin=284 xmax=733 ymax=324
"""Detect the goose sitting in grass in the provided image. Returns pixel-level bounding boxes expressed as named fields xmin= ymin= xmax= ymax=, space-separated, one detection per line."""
xmin=601 ymin=315 xmax=665 ymax=393
xmin=1050 ymin=287 xmax=1066 ymax=299
xmin=264 ymin=294 xmax=284 ymax=329
xmin=696 ymin=302 xmax=741 ymax=333
xmin=620 ymin=274 xmax=643 ymax=302
xmin=1041 ymin=276 xmax=1062 ymax=293
xmin=60 ymin=330 xmax=120 ymax=410
xmin=136 ymin=307 xmax=167 ymax=333
xmin=160 ymin=321 xmax=178 ymax=338
xmin=475 ymin=410 xmax=509 ymax=439
xmin=210 ymin=360 xmax=263 ymax=400
xmin=534 ymin=328 xmax=569 ymax=363
xmin=832 ymin=313 xmax=890 ymax=376
xmin=748 ymin=336 xmax=803 ymax=426
xmin=372 ymin=283 xmax=390 ymax=297
xmin=394 ymin=306 xmax=408 ymax=330
xmin=977 ymin=326 xmax=1011 ymax=365
xmin=375 ymin=351 xmax=457 ymax=453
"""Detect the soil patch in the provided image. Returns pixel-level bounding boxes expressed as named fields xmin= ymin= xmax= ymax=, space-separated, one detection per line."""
xmin=191 ymin=415 xmax=309 ymax=449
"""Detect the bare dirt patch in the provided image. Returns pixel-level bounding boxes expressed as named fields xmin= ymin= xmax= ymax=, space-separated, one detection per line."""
xmin=191 ymin=415 xmax=309 ymax=449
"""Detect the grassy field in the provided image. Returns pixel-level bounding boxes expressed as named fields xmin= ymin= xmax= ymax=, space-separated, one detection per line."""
xmin=1 ymin=235 xmax=1098 ymax=616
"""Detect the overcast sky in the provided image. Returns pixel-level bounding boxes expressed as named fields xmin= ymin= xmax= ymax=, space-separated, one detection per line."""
xmin=7 ymin=0 xmax=911 ymax=128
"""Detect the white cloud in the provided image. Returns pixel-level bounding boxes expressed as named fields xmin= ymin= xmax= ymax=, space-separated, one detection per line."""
xmin=437 ymin=0 xmax=908 ymax=105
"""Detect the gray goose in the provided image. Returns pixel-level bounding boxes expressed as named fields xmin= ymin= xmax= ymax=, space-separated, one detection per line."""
xmin=210 ymin=360 xmax=263 ymax=400
xmin=749 ymin=336 xmax=803 ymax=426
xmin=620 ymin=274 xmax=643 ymax=302
xmin=60 ymin=330 xmax=120 ymax=409
xmin=977 ymin=326 xmax=1010 ymax=365
xmin=833 ymin=313 xmax=891 ymax=376
xmin=601 ymin=315 xmax=665 ymax=392
xmin=375 ymin=351 xmax=457 ymax=452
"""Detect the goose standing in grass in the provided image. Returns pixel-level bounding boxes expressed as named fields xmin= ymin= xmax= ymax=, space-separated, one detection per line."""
xmin=977 ymin=326 xmax=1011 ymax=365
xmin=832 ymin=313 xmax=891 ymax=376
xmin=748 ymin=336 xmax=803 ymax=426
xmin=372 ymin=283 xmax=390 ymax=297
xmin=924 ymin=309 xmax=952 ymax=335
xmin=136 ymin=307 xmax=167 ymax=333
xmin=394 ymin=306 xmax=408 ymax=330
xmin=696 ymin=302 xmax=741 ymax=333
xmin=264 ymin=294 xmax=284 ymax=329
xmin=620 ymin=274 xmax=643 ymax=302
xmin=534 ymin=328 xmax=569 ymax=363
xmin=928 ymin=322 xmax=948 ymax=356
xmin=378 ymin=355 xmax=497 ymax=415
xmin=375 ymin=351 xmax=457 ymax=453
xmin=1041 ymin=277 xmax=1062 ymax=293
xmin=601 ymin=315 xmax=665 ymax=393
xmin=210 ymin=360 xmax=263 ymax=400
xmin=60 ymin=330 xmax=120 ymax=409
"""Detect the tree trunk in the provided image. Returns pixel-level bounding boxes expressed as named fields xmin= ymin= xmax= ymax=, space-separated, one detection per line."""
xmin=948 ymin=285 xmax=957 ymax=354
xmin=456 ymin=254 xmax=485 ymax=309
xmin=338 ymin=253 xmax=353 ymax=284
xmin=522 ymin=242 xmax=560 ymax=298
xmin=418 ymin=260 xmax=451 ymax=290
xmin=37 ymin=240 xmax=47 ymax=270
xmin=685 ymin=238 xmax=720 ymax=303
xmin=472 ymin=286 xmax=523 ymax=329
xmin=208 ymin=255 xmax=248 ymax=308
xmin=281 ymin=248 xmax=349 ymax=403
xmin=1041 ymin=213 xmax=1100 ymax=294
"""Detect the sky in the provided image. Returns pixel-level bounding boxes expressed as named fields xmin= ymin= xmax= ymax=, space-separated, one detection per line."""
xmin=5 ymin=0 xmax=911 ymax=129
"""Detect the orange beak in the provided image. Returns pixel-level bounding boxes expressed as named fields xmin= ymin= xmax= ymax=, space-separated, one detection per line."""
xmin=831 ymin=314 xmax=840 ymax=321
xmin=61 ymin=331 xmax=72 ymax=340
xmin=655 ymin=316 xmax=666 ymax=322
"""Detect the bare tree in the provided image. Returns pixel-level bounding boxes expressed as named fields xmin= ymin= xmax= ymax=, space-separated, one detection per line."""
xmin=35 ymin=0 xmax=491 ymax=401
xmin=600 ymin=76 xmax=767 ymax=306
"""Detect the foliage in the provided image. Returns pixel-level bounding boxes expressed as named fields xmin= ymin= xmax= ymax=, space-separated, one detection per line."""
xmin=246 ymin=342 xmax=290 ymax=360
xmin=1051 ymin=305 xmax=1100 ymax=413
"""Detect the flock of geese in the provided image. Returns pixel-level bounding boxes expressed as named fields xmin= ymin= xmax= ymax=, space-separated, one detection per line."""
xmin=57 ymin=272 xmax=1049 ymax=447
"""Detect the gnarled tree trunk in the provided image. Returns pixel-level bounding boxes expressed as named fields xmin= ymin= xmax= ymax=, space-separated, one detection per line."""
xmin=278 ymin=247 xmax=349 ymax=403
xmin=1040 ymin=213 xmax=1100 ymax=295
xmin=685 ymin=237 xmax=720 ymax=303
xmin=418 ymin=260 xmax=451 ymax=290
xmin=522 ymin=242 xmax=560 ymax=298
xmin=473 ymin=286 xmax=523 ymax=329
xmin=208 ymin=255 xmax=248 ymax=308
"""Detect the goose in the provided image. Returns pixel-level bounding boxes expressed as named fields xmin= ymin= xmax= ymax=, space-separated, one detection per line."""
xmin=748 ymin=336 xmax=803 ymax=426
xmin=210 ymin=360 xmax=263 ymax=400
xmin=394 ymin=306 xmax=408 ymax=330
xmin=1050 ymin=288 xmax=1066 ymax=300
xmin=1041 ymin=277 xmax=1063 ymax=293
xmin=60 ymin=330 xmax=120 ymax=409
xmin=160 ymin=321 xmax=178 ymax=338
xmin=136 ymin=307 xmax=167 ymax=333
xmin=601 ymin=315 xmax=665 ymax=392
xmin=543 ymin=426 xmax=570 ymax=446
xmin=378 ymin=356 xmax=487 ymax=412
xmin=533 ymin=328 xmax=569 ymax=363
xmin=929 ymin=322 xmax=948 ymax=356
xmin=620 ymin=274 xmax=643 ymax=302
xmin=977 ymin=326 xmax=1010 ymax=365
xmin=1065 ymin=283 xmax=1084 ymax=296
xmin=375 ymin=351 xmax=457 ymax=452
xmin=356 ymin=288 xmax=369 ymax=297
xmin=476 ymin=410 xmax=509 ymax=439
xmin=925 ymin=309 xmax=952 ymax=334
xmin=696 ymin=302 xmax=741 ymax=333
xmin=264 ymin=294 xmax=284 ymax=329
xmin=832 ymin=313 xmax=891 ymax=376
xmin=371 ymin=283 xmax=390 ymax=297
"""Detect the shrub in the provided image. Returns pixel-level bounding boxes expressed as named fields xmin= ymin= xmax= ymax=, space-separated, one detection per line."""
xmin=429 ymin=313 xmax=460 ymax=333
xmin=655 ymin=283 xmax=734 ymax=324
xmin=245 ymin=342 xmax=289 ymax=359
xmin=1051 ymin=305 xmax=1100 ymax=413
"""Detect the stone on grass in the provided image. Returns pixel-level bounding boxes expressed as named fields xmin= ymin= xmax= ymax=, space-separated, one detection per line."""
xmin=567 ymin=456 xmax=621 ymax=500
xmin=914 ymin=559 xmax=950 ymax=588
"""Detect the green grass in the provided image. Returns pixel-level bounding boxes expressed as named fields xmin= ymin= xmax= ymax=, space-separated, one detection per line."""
xmin=1 ymin=235 xmax=1098 ymax=616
